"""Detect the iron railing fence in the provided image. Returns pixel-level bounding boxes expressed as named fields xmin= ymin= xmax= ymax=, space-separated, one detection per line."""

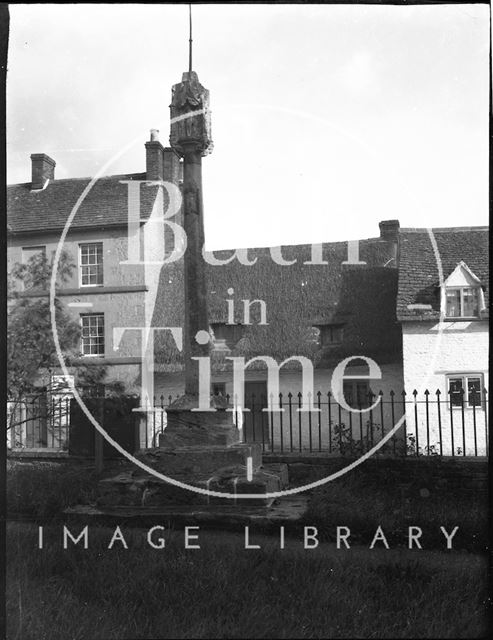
xmin=7 ymin=386 xmax=104 ymax=451
xmin=7 ymin=395 xmax=72 ymax=450
xmin=141 ymin=388 xmax=489 ymax=457
xmin=8 ymin=388 xmax=489 ymax=457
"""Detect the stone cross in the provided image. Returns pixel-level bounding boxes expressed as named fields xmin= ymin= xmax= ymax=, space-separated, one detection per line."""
xmin=170 ymin=70 xmax=213 ymax=399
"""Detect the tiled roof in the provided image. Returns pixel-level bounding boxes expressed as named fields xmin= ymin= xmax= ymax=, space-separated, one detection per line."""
xmin=7 ymin=173 xmax=161 ymax=234
xmin=152 ymin=238 xmax=402 ymax=370
xmin=8 ymin=170 xmax=403 ymax=369
xmin=396 ymin=227 xmax=489 ymax=321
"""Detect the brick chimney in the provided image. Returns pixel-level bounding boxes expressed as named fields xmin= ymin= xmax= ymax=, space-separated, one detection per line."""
xmin=145 ymin=129 xmax=165 ymax=181
xmin=31 ymin=153 xmax=55 ymax=190
xmin=379 ymin=220 xmax=400 ymax=242
xmin=379 ymin=220 xmax=400 ymax=264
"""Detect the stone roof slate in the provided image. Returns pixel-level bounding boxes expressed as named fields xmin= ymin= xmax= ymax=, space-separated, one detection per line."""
xmin=7 ymin=173 xmax=159 ymax=234
xmin=396 ymin=227 xmax=489 ymax=321
xmin=152 ymin=239 xmax=402 ymax=370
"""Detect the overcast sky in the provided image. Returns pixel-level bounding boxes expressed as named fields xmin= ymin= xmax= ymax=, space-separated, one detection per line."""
xmin=7 ymin=3 xmax=489 ymax=250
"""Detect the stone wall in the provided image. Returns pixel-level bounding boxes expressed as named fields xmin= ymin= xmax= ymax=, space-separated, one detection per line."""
xmin=262 ymin=453 xmax=488 ymax=494
xmin=8 ymin=228 xmax=148 ymax=394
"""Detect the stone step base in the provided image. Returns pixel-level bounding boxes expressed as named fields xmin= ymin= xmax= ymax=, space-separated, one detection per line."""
xmin=65 ymin=495 xmax=309 ymax=530
xmin=196 ymin=466 xmax=288 ymax=506
xmin=160 ymin=399 xmax=240 ymax=447
xmin=97 ymin=462 xmax=289 ymax=508
xmin=134 ymin=443 xmax=263 ymax=477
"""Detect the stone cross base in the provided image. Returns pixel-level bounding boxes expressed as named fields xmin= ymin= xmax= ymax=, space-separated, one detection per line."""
xmin=160 ymin=410 xmax=240 ymax=448
xmin=95 ymin=442 xmax=288 ymax=508
xmin=93 ymin=396 xmax=290 ymax=510
xmin=96 ymin=462 xmax=288 ymax=508
xmin=162 ymin=394 xmax=240 ymax=447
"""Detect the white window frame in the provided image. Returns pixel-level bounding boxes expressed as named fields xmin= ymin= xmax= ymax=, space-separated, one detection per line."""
xmin=446 ymin=373 xmax=484 ymax=410
xmin=80 ymin=313 xmax=105 ymax=357
xmin=444 ymin=286 xmax=481 ymax=319
xmin=79 ymin=242 xmax=103 ymax=287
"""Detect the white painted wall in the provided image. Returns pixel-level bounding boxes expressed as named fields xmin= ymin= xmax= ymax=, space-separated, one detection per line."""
xmin=402 ymin=320 xmax=489 ymax=455
xmin=153 ymin=361 xmax=405 ymax=453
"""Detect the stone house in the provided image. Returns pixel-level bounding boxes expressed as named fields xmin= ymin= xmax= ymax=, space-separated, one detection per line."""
xmin=7 ymin=132 xmax=182 ymax=448
xmin=396 ymin=226 xmax=489 ymax=455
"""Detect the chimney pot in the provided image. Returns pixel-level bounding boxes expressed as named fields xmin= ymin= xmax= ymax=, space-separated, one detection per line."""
xmin=145 ymin=134 xmax=165 ymax=181
xmin=30 ymin=153 xmax=56 ymax=190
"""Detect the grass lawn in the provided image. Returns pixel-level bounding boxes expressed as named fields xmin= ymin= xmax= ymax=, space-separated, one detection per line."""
xmin=7 ymin=461 xmax=489 ymax=555
xmin=6 ymin=522 xmax=488 ymax=640
xmin=305 ymin=466 xmax=489 ymax=553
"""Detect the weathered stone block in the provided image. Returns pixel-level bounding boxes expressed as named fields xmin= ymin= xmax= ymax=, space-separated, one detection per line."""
xmin=159 ymin=413 xmax=239 ymax=447
xmin=140 ymin=477 xmax=210 ymax=506
xmin=262 ymin=463 xmax=290 ymax=489
xmin=97 ymin=472 xmax=146 ymax=507
xmin=97 ymin=471 xmax=212 ymax=507
xmin=135 ymin=443 xmax=262 ymax=477
xmin=203 ymin=466 xmax=283 ymax=506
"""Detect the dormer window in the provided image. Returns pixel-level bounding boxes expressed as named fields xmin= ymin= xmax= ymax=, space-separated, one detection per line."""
xmin=445 ymin=288 xmax=479 ymax=318
xmin=443 ymin=262 xmax=484 ymax=319
xmin=211 ymin=323 xmax=244 ymax=350
xmin=316 ymin=324 xmax=344 ymax=347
